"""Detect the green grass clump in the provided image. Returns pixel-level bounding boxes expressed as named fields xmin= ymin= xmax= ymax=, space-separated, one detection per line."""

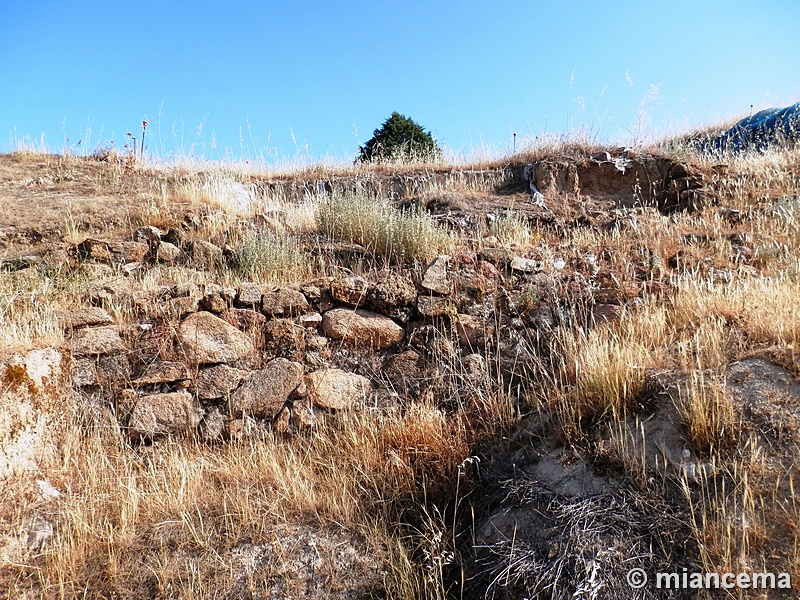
xmin=231 ymin=230 xmax=306 ymax=282
xmin=316 ymin=191 xmax=454 ymax=264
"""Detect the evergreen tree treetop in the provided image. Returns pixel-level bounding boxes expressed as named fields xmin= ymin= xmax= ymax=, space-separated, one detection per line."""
xmin=357 ymin=112 xmax=440 ymax=162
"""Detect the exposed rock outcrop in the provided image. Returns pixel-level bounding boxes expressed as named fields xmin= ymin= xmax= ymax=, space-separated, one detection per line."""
xmin=701 ymin=102 xmax=800 ymax=153
xmin=523 ymin=154 xmax=706 ymax=213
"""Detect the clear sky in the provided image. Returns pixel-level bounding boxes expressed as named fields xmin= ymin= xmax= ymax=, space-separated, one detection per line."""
xmin=2 ymin=1 xmax=799 ymax=164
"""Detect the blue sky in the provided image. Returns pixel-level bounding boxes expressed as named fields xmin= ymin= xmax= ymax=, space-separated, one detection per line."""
xmin=2 ymin=1 xmax=799 ymax=163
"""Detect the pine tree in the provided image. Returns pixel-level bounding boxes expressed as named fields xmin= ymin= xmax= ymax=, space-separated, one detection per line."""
xmin=357 ymin=112 xmax=440 ymax=162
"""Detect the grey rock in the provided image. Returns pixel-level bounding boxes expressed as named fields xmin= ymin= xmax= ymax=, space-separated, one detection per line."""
xmin=71 ymin=357 xmax=97 ymax=387
xmin=133 ymin=225 xmax=165 ymax=244
xmin=69 ymin=325 xmax=126 ymax=357
xmin=264 ymin=318 xmax=306 ymax=360
xmin=200 ymin=406 xmax=227 ymax=441
xmin=178 ymin=312 xmax=255 ymax=365
xmin=228 ymin=358 xmax=303 ymax=419
xmin=57 ymin=307 xmax=114 ymax=330
xmin=96 ymin=354 xmax=131 ymax=387
xmin=303 ymin=369 xmax=371 ymax=410
xmin=417 ymin=296 xmax=453 ymax=317
xmin=170 ymin=282 xmax=198 ymax=298
xmin=235 ymin=283 xmax=263 ymax=309
xmin=156 ymin=241 xmax=183 ymax=264
xmin=159 ymin=295 xmax=199 ymax=321
xmin=367 ymin=274 xmax=418 ymax=319
xmin=299 ymin=312 xmax=323 ymax=329
xmin=510 ymin=256 xmax=544 ymax=273
xmin=189 ymin=240 xmax=223 ymax=269
xmin=76 ymin=238 xmax=149 ymax=265
xmin=131 ymin=361 xmax=191 ymax=386
xmin=290 ymin=399 xmax=322 ymax=429
xmin=195 ymin=364 xmax=247 ymax=400
xmin=200 ymin=292 xmax=229 ymax=314
xmin=330 ymin=276 xmax=370 ymax=307
xmin=321 ymin=308 xmax=404 ymax=350
xmin=128 ymin=391 xmax=203 ymax=439
xmin=421 ymin=255 xmax=452 ymax=295
xmin=262 ymin=287 xmax=310 ymax=317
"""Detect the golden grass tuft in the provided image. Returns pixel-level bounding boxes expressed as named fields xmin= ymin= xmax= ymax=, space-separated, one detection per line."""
xmin=316 ymin=191 xmax=455 ymax=265
xmin=230 ymin=230 xmax=308 ymax=283
xmin=488 ymin=211 xmax=535 ymax=247
xmin=674 ymin=371 xmax=738 ymax=455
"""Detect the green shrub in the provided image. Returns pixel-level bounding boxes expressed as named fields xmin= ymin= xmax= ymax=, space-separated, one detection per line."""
xmin=357 ymin=112 xmax=441 ymax=162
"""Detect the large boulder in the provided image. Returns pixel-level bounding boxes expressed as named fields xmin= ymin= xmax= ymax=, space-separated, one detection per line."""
xmin=330 ymin=276 xmax=370 ymax=307
xmin=321 ymin=308 xmax=404 ymax=350
xmin=128 ymin=391 xmax=203 ymax=439
xmin=69 ymin=326 xmax=126 ymax=357
xmin=228 ymin=358 xmax=303 ymax=418
xmin=178 ymin=312 xmax=254 ymax=365
xmin=262 ymin=287 xmax=310 ymax=317
xmin=303 ymin=369 xmax=372 ymax=410
xmin=1 ymin=349 xmax=66 ymax=480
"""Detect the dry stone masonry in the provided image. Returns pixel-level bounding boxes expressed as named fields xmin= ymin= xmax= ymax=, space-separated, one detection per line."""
xmin=48 ymin=199 xmax=700 ymax=446
xmin=50 ymin=231 xmax=559 ymax=443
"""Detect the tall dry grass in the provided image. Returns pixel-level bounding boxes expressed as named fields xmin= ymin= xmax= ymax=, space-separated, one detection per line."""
xmin=3 ymin=399 xmax=479 ymax=598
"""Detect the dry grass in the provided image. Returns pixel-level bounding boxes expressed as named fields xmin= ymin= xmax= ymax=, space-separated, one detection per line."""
xmin=674 ymin=371 xmax=738 ymax=454
xmin=553 ymin=303 xmax=669 ymax=434
xmin=487 ymin=211 xmax=534 ymax=247
xmin=2 ymin=398 xmax=478 ymax=598
xmin=316 ymin=191 xmax=455 ymax=265
xmin=230 ymin=230 xmax=308 ymax=283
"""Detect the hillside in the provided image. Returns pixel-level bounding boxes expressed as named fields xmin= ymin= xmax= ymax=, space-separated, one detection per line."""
xmin=1 ymin=142 xmax=799 ymax=599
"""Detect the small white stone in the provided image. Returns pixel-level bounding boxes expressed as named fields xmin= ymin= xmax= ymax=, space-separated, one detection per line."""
xmin=36 ymin=479 xmax=60 ymax=501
